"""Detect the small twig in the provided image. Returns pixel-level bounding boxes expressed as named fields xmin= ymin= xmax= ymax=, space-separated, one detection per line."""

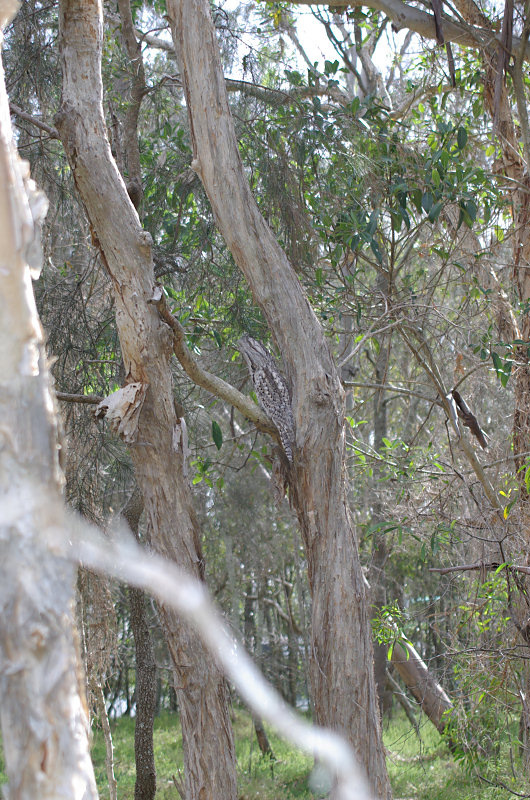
xmin=343 ymin=380 xmax=439 ymax=405
xmin=398 ymin=324 xmax=501 ymax=510
xmin=477 ymin=772 xmax=530 ymax=797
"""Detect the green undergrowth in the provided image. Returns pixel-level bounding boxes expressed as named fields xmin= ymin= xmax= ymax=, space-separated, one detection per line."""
xmin=383 ymin=713 xmax=507 ymax=800
xmin=0 ymin=708 xmax=518 ymax=798
xmin=89 ymin=708 xmax=513 ymax=799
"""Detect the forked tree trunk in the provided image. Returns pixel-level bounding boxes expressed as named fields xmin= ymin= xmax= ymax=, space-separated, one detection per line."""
xmin=0 ymin=3 xmax=97 ymax=796
xmin=54 ymin=2 xmax=237 ymax=798
xmin=167 ymin=2 xmax=391 ymax=795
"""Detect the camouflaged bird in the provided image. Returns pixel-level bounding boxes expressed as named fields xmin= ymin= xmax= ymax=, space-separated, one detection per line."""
xmin=237 ymin=335 xmax=295 ymax=463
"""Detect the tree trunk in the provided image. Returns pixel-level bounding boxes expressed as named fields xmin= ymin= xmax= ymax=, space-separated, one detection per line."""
xmin=130 ymin=587 xmax=157 ymax=800
xmin=122 ymin=491 xmax=157 ymax=800
xmin=93 ymin=683 xmax=118 ymax=800
xmin=390 ymin=639 xmax=452 ymax=735
xmin=167 ymin=2 xmax=390 ymax=795
xmin=0 ymin=4 xmax=98 ymax=795
xmin=369 ymin=295 xmax=391 ymax=713
xmin=253 ymin=717 xmax=275 ymax=759
xmin=54 ymin=2 xmax=237 ymax=798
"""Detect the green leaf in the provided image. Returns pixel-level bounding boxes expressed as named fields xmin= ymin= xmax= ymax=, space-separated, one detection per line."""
xmin=422 ymin=191 xmax=433 ymax=213
xmin=464 ymin=199 xmax=477 ymax=225
xmin=500 ymin=360 xmax=512 ymax=387
xmin=370 ymin=238 xmax=383 ymax=263
xmin=410 ymin=188 xmax=423 ymax=213
xmin=491 ymin=351 xmax=503 ymax=374
xmin=212 ymin=420 xmax=223 ymax=450
xmin=457 ymin=126 xmax=468 ymax=149
xmin=428 ymin=200 xmax=443 ymax=222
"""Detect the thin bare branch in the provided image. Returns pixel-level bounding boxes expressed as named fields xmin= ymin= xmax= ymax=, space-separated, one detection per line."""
xmin=56 ymin=392 xmax=103 ymax=404
xmin=9 ymin=103 xmax=59 ymax=138
xmin=431 ymin=562 xmax=530 ymax=575
xmin=151 ymin=289 xmax=278 ymax=439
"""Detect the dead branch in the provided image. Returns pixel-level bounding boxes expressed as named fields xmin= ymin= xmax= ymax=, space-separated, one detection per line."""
xmin=151 ymin=288 xmax=278 ymax=439
xmin=9 ymin=103 xmax=60 ymax=138
xmin=430 ymin=562 xmax=530 ymax=576
xmin=56 ymin=392 xmax=103 ymax=404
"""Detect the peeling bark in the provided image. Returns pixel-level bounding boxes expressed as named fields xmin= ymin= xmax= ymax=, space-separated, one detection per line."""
xmin=0 ymin=3 xmax=97 ymax=795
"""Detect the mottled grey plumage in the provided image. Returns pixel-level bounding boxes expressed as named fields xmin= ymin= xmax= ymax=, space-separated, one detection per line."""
xmin=238 ymin=335 xmax=295 ymax=463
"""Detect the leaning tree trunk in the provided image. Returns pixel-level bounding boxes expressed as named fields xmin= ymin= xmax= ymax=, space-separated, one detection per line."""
xmin=168 ymin=2 xmax=391 ymax=796
xmin=390 ymin=640 xmax=452 ymax=736
xmin=54 ymin=2 xmax=237 ymax=798
xmin=0 ymin=3 xmax=98 ymax=796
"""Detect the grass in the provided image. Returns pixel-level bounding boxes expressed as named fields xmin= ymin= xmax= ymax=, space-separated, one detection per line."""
xmin=90 ymin=708 xmax=515 ymax=799
xmin=0 ymin=707 xmax=518 ymax=798
xmin=383 ymin=713 xmax=506 ymax=800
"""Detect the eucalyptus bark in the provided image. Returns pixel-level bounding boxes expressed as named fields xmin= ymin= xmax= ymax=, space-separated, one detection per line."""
xmin=129 ymin=587 xmax=157 ymax=800
xmin=370 ymin=302 xmax=391 ymax=713
xmin=390 ymin=640 xmax=452 ymax=735
xmin=167 ymin=1 xmax=390 ymax=795
xmin=122 ymin=491 xmax=157 ymax=800
xmin=54 ymin=2 xmax=237 ymax=798
xmin=0 ymin=3 xmax=97 ymax=795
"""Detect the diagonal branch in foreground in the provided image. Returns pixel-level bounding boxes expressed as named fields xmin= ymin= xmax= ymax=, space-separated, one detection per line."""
xmin=73 ymin=517 xmax=373 ymax=800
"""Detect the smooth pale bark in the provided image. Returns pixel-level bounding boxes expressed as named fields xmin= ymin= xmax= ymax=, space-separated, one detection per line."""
xmin=167 ymin=2 xmax=391 ymax=795
xmin=54 ymin=2 xmax=237 ymax=798
xmin=0 ymin=3 xmax=97 ymax=796
xmin=390 ymin=641 xmax=452 ymax=735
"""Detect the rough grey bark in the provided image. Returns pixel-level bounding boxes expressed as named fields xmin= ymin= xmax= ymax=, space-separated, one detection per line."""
xmin=130 ymin=586 xmax=157 ymax=800
xmin=0 ymin=2 xmax=98 ymax=795
xmin=370 ymin=320 xmax=391 ymax=713
xmin=167 ymin=1 xmax=391 ymax=795
xmin=122 ymin=491 xmax=157 ymax=800
xmin=54 ymin=2 xmax=237 ymax=798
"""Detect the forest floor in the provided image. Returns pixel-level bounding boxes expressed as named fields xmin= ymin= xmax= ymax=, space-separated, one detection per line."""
xmin=88 ymin=708 xmax=512 ymax=799
xmin=0 ymin=706 xmax=516 ymax=797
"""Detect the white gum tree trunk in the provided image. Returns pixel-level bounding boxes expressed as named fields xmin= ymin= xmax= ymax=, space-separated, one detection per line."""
xmin=54 ymin=1 xmax=238 ymax=798
xmin=0 ymin=2 xmax=98 ymax=797
xmin=167 ymin=1 xmax=391 ymax=796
